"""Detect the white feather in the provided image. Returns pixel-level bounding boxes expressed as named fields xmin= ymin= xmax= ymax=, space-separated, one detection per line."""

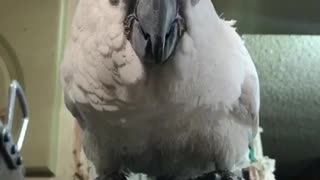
xmin=61 ymin=0 xmax=260 ymax=179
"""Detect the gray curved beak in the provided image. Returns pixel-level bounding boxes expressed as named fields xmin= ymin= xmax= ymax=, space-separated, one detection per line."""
xmin=128 ymin=0 xmax=185 ymax=64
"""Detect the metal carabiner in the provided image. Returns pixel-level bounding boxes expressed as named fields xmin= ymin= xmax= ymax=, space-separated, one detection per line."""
xmin=0 ymin=80 xmax=29 ymax=179
xmin=6 ymin=80 xmax=29 ymax=151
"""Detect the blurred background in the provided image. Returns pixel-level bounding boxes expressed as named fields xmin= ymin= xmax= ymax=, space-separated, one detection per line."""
xmin=0 ymin=0 xmax=319 ymax=180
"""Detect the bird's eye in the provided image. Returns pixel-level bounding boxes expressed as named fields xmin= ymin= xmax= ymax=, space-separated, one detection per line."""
xmin=109 ymin=0 xmax=120 ymax=6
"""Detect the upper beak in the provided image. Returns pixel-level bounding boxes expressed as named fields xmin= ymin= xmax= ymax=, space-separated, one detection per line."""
xmin=128 ymin=0 xmax=184 ymax=64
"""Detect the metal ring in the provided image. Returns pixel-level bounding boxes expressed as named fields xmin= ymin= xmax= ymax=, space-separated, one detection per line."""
xmin=6 ymin=80 xmax=29 ymax=151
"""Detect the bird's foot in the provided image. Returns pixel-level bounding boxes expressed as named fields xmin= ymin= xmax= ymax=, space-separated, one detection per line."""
xmin=213 ymin=170 xmax=244 ymax=180
xmin=95 ymin=171 xmax=127 ymax=180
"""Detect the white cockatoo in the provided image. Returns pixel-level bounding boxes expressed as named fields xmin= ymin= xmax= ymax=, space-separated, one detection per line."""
xmin=61 ymin=0 xmax=260 ymax=180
